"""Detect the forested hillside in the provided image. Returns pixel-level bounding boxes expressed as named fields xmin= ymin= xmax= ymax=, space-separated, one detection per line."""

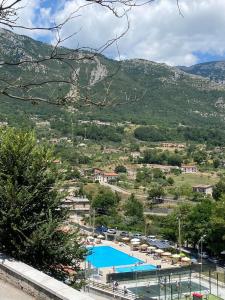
xmin=1 ymin=29 xmax=225 ymax=132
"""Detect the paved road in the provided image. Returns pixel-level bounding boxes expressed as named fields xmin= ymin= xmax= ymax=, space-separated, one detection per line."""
xmin=100 ymin=182 xmax=133 ymax=195
xmin=100 ymin=182 xmax=191 ymax=204
xmin=0 ymin=280 xmax=34 ymax=300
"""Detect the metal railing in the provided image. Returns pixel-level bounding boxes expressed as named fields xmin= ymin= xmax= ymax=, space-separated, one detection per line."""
xmin=88 ymin=280 xmax=136 ymax=300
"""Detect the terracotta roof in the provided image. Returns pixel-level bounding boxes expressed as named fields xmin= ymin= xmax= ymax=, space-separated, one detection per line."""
xmin=104 ymin=172 xmax=118 ymax=176
xmin=53 ymin=159 xmax=61 ymax=163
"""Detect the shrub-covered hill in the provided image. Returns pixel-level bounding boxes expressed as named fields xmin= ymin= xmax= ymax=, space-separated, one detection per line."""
xmin=1 ymin=28 xmax=225 ymax=130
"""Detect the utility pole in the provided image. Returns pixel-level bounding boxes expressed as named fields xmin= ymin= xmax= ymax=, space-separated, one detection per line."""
xmin=178 ymin=216 xmax=182 ymax=254
xmin=92 ymin=209 xmax=95 ymax=235
xmin=145 ymin=219 xmax=152 ymax=237
xmin=198 ymin=234 xmax=206 ymax=294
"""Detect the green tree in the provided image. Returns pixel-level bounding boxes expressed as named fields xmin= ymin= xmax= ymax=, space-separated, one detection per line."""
xmin=124 ymin=194 xmax=144 ymax=219
xmin=152 ymin=168 xmax=164 ymax=179
xmin=124 ymin=194 xmax=144 ymax=227
xmin=213 ymin=158 xmax=220 ymax=169
xmin=130 ymin=143 xmax=140 ymax=152
xmin=136 ymin=167 xmax=152 ymax=184
xmin=170 ymin=168 xmax=182 ymax=176
xmin=0 ymin=128 xmax=85 ymax=284
xmin=208 ymin=199 xmax=225 ymax=255
xmin=193 ymin=150 xmax=207 ymax=164
xmin=115 ymin=165 xmax=127 ymax=173
xmin=212 ymin=180 xmax=225 ymax=200
xmin=167 ymin=177 xmax=174 ymax=186
xmin=160 ymin=204 xmax=192 ymax=243
xmin=92 ymin=187 xmax=119 ymax=215
xmin=148 ymin=186 xmax=165 ymax=203
xmin=184 ymin=199 xmax=213 ymax=248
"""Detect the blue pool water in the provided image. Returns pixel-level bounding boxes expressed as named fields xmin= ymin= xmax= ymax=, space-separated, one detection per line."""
xmin=86 ymin=246 xmax=143 ymax=268
xmin=116 ymin=264 xmax=157 ymax=273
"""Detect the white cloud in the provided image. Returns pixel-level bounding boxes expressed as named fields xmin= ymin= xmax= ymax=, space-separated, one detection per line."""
xmin=8 ymin=0 xmax=225 ymax=66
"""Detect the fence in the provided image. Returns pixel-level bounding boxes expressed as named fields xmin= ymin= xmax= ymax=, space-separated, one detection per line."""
xmin=106 ymin=264 xmax=217 ymax=283
xmin=106 ymin=265 xmax=225 ymax=300
xmin=88 ymin=280 xmax=136 ymax=300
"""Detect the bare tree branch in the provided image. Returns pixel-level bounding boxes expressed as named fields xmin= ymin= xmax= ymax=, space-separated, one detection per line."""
xmin=0 ymin=0 xmax=157 ymax=107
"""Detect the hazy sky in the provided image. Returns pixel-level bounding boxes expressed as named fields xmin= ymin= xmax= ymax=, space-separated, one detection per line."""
xmin=12 ymin=0 xmax=225 ymax=66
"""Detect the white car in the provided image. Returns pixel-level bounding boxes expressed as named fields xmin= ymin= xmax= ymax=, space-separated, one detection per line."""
xmin=198 ymin=252 xmax=209 ymax=259
xmin=107 ymin=228 xmax=117 ymax=234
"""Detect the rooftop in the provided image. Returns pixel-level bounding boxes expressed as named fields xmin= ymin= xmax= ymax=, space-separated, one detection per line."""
xmin=103 ymin=172 xmax=118 ymax=176
xmin=64 ymin=196 xmax=89 ymax=203
xmin=193 ymin=184 xmax=213 ymax=188
xmin=181 ymin=164 xmax=197 ymax=167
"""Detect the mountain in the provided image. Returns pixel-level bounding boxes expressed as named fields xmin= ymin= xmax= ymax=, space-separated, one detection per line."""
xmin=179 ymin=61 xmax=225 ymax=83
xmin=1 ymin=28 xmax=225 ymax=131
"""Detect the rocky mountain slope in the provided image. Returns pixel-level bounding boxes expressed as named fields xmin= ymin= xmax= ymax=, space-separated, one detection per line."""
xmin=179 ymin=61 xmax=225 ymax=83
xmin=1 ymin=29 xmax=225 ymax=129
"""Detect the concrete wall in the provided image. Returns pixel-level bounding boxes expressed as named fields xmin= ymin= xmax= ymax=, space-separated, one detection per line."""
xmin=0 ymin=253 xmax=93 ymax=300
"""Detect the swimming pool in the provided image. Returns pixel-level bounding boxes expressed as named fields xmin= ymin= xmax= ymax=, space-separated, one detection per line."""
xmin=116 ymin=264 xmax=157 ymax=273
xmin=86 ymin=246 xmax=143 ymax=268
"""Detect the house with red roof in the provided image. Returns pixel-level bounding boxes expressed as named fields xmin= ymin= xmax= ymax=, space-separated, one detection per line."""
xmin=93 ymin=169 xmax=118 ymax=183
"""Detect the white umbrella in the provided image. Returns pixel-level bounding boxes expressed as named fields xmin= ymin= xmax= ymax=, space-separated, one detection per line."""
xmin=131 ymin=241 xmax=140 ymax=245
xmin=87 ymin=236 xmax=94 ymax=241
xmin=181 ymin=257 xmax=191 ymax=262
xmin=140 ymin=244 xmax=148 ymax=249
xmin=97 ymin=234 xmax=105 ymax=239
xmin=147 ymin=246 xmax=156 ymax=250
xmin=122 ymin=237 xmax=130 ymax=241
xmin=172 ymin=254 xmax=180 ymax=259
xmin=162 ymin=252 xmax=172 ymax=256
xmin=155 ymin=249 xmax=164 ymax=254
xmin=131 ymin=238 xmax=140 ymax=243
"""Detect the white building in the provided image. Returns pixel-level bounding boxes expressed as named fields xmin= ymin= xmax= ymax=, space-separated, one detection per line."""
xmin=61 ymin=196 xmax=90 ymax=217
xmin=192 ymin=185 xmax=213 ymax=196
xmin=181 ymin=164 xmax=198 ymax=173
xmin=93 ymin=169 xmax=118 ymax=183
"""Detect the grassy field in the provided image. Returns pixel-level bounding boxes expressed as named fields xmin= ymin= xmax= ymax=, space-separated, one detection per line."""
xmin=181 ymin=295 xmax=223 ymax=300
xmin=208 ymin=295 xmax=223 ymax=300
xmin=171 ymin=173 xmax=219 ymax=188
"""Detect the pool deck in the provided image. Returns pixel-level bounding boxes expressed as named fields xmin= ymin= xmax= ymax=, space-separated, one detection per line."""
xmin=87 ymin=240 xmax=177 ymax=283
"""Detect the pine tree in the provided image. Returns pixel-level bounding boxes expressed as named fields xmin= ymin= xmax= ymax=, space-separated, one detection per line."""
xmin=0 ymin=128 xmax=86 ymax=285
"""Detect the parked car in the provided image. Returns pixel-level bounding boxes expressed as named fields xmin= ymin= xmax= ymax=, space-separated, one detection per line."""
xmin=198 ymin=252 xmax=209 ymax=259
xmin=120 ymin=231 xmax=129 ymax=237
xmin=107 ymin=228 xmax=117 ymax=234
xmin=95 ymin=225 xmax=108 ymax=233
xmin=147 ymin=235 xmax=156 ymax=240
xmin=208 ymin=257 xmax=219 ymax=264
xmin=132 ymin=233 xmax=143 ymax=239
xmin=191 ymin=257 xmax=198 ymax=264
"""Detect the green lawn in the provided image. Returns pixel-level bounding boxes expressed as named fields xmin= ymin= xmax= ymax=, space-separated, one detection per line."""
xmin=208 ymin=295 xmax=223 ymax=300
xmin=181 ymin=295 xmax=223 ymax=300
xmin=171 ymin=173 xmax=218 ymax=188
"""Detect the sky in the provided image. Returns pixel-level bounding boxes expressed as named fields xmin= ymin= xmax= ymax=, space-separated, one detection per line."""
xmin=10 ymin=0 xmax=225 ymax=66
